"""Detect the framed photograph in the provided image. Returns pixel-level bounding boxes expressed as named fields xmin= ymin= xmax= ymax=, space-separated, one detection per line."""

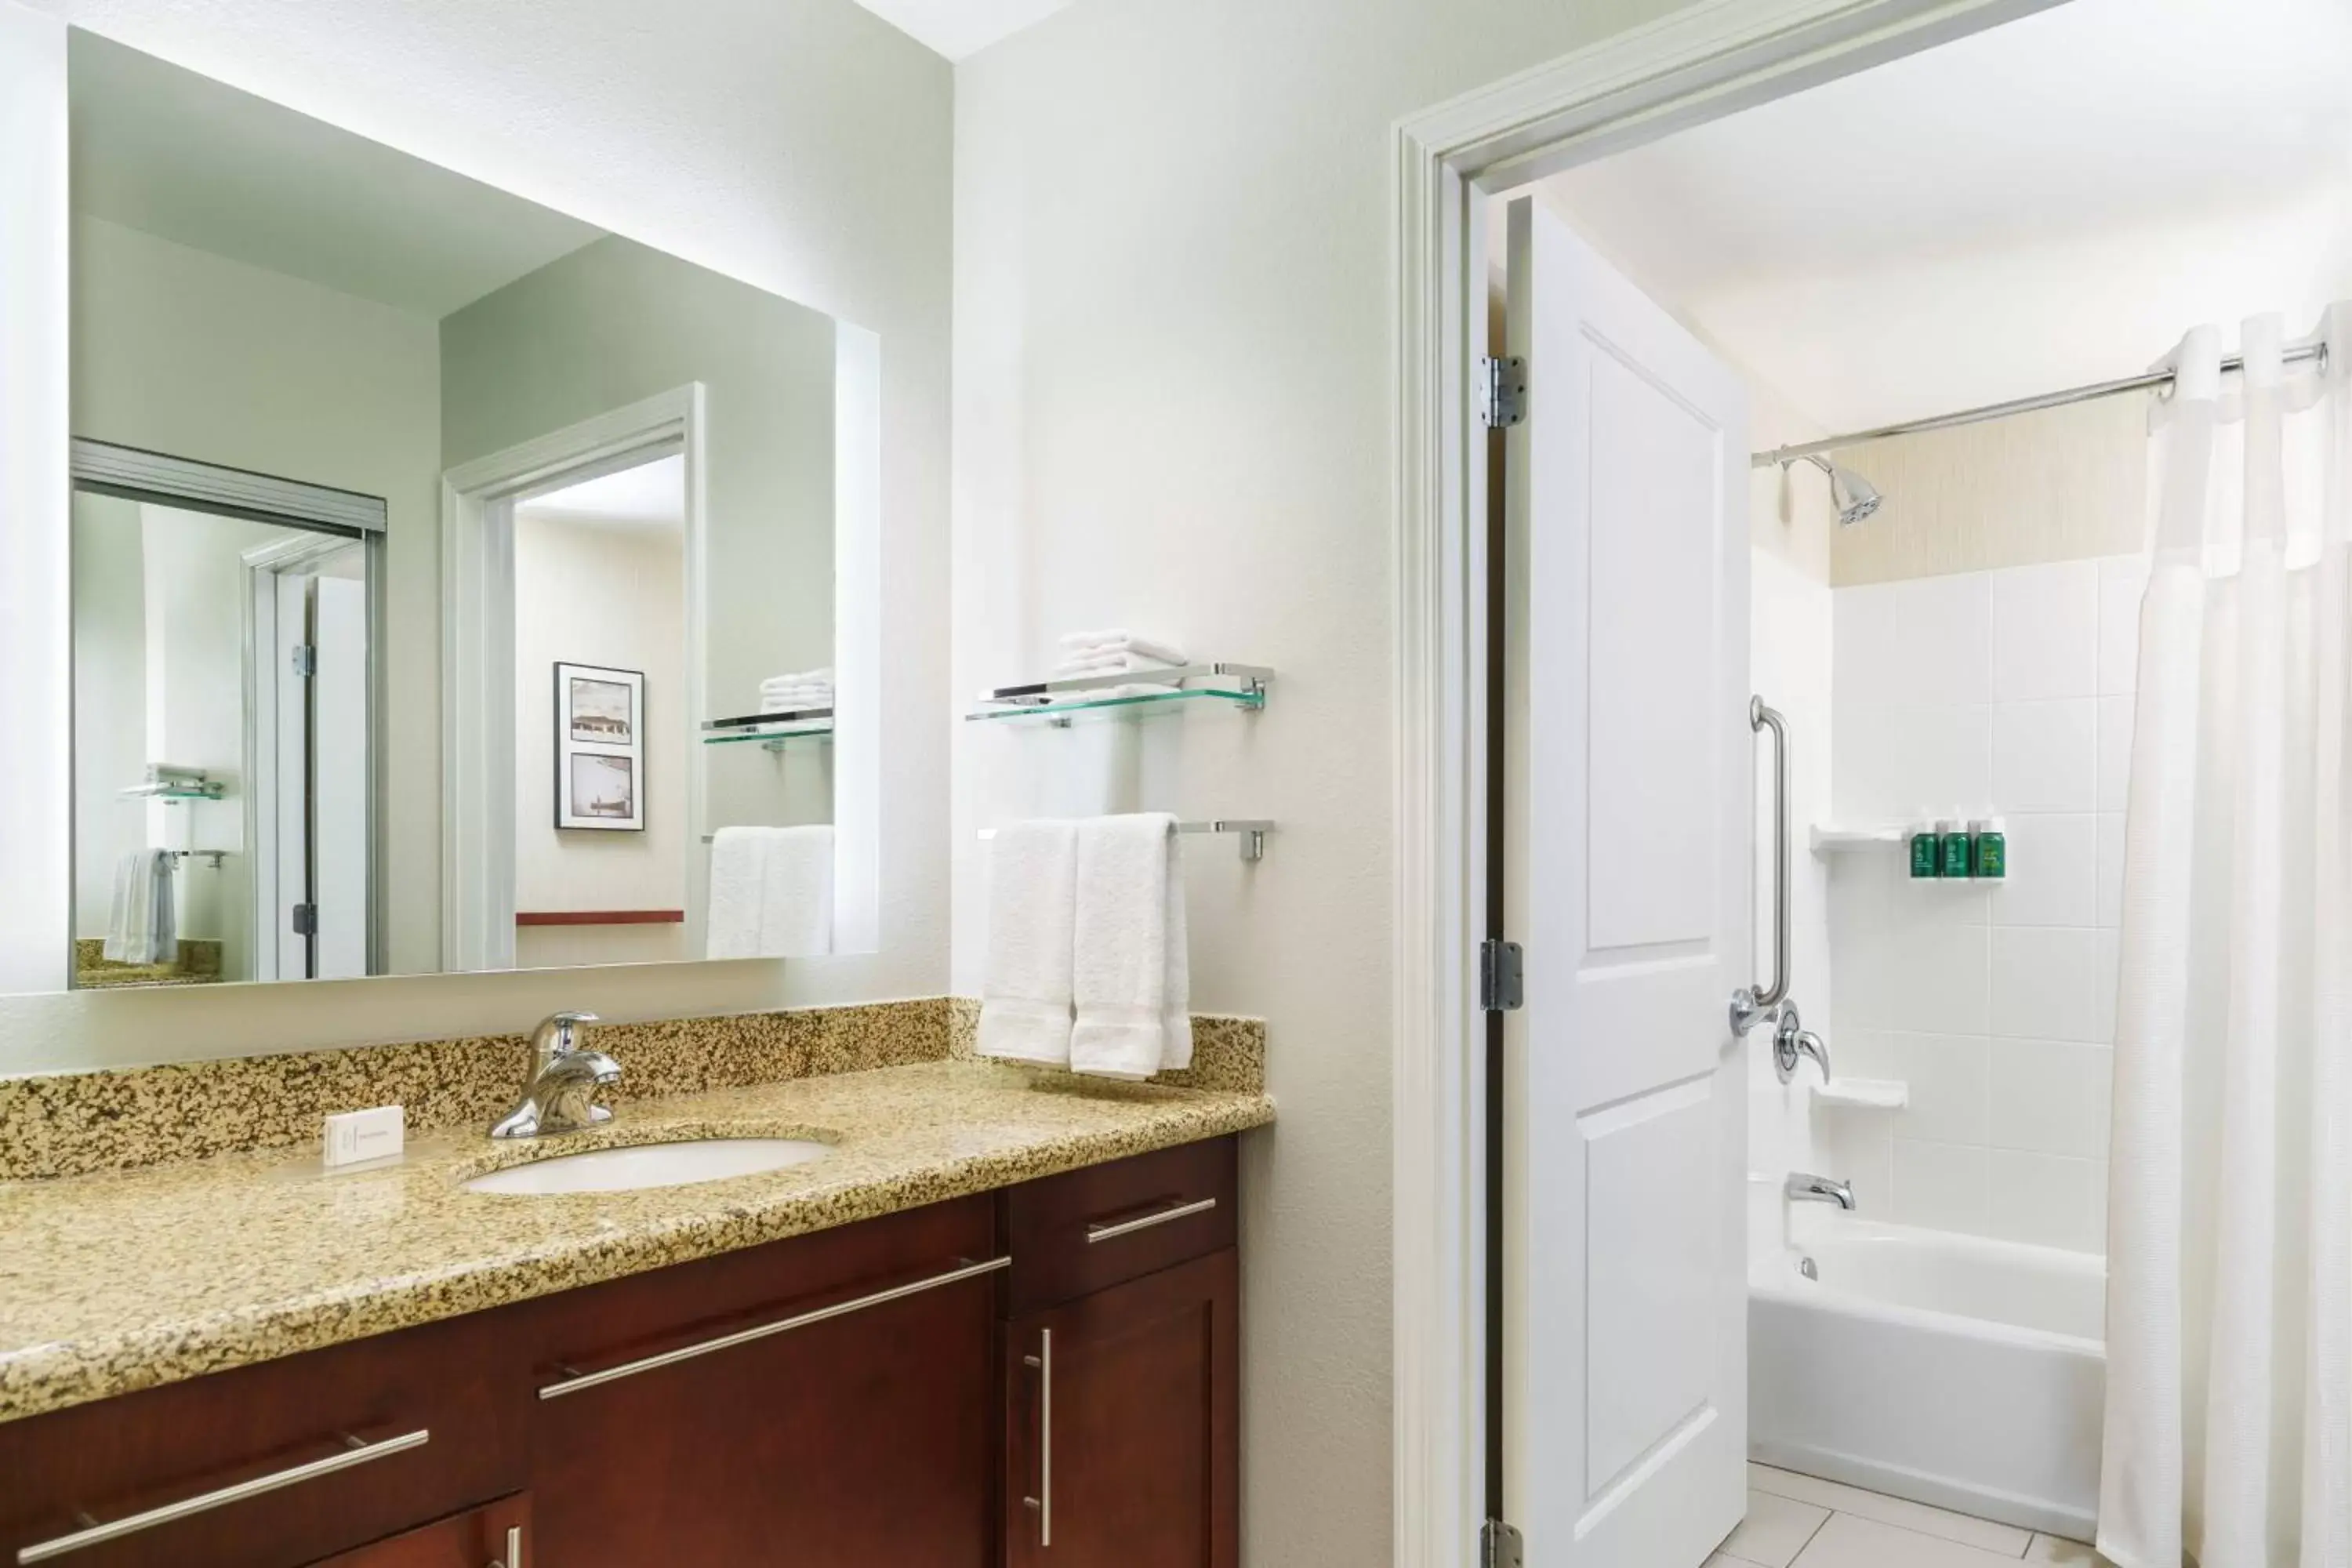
xmin=554 ymin=662 xmax=644 ymax=830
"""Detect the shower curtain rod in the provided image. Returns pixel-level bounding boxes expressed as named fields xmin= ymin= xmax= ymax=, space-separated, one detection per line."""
xmin=1751 ymin=336 xmax=2329 ymax=469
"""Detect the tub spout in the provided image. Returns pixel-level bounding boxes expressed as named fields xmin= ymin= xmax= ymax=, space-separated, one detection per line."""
xmin=1785 ymin=1171 xmax=1855 ymax=1210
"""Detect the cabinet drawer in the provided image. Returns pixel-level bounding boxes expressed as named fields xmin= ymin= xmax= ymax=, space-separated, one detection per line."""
xmin=0 ymin=1311 xmax=524 ymax=1568
xmin=307 ymin=1493 xmax=528 ymax=1567
xmin=1002 ymin=1138 xmax=1236 ymax=1315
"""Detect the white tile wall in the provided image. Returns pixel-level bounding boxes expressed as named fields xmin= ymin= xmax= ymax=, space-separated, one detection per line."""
xmin=1824 ymin=555 xmax=2137 ymax=1255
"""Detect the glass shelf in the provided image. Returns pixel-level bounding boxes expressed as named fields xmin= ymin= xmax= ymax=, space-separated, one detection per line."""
xmin=120 ymin=782 xmax=226 ymax=801
xmin=702 ymin=710 xmax=834 ymax=750
xmin=964 ymin=662 xmax=1272 ymax=724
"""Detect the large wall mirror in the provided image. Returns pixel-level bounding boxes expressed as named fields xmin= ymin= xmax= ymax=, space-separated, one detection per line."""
xmin=31 ymin=31 xmax=880 ymax=995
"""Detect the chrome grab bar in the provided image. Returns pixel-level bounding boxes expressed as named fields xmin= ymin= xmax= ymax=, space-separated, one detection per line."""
xmin=535 ymin=1255 xmax=1011 ymax=1399
xmin=16 ymin=1429 xmax=430 ymax=1563
xmin=1731 ymin=695 xmax=1790 ymax=1036
xmin=1022 ymin=1328 xmax=1054 ymax=1546
xmin=1085 ymin=1196 xmax=1218 ymax=1244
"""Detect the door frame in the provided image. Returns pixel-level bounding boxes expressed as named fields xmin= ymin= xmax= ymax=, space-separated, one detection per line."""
xmin=438 ymin=385 xmax=706 ymax=974
xmin=241 ymin=530 xmax=372 ymax=982
xmin=1385 ymin=2 xmax=2071 ymax=1561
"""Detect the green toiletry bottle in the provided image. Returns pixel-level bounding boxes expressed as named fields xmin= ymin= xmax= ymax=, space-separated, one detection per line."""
xmin=1910 ymin=824 xmax=1940 ymax=879
xmin=1940 ymin=819 xmax=1973 ymax=879
xmin=1971 ymin=818 xmax=2006 ymax=879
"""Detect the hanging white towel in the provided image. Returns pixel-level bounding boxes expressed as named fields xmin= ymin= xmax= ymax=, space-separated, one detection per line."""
xmin=103 ymin=849 xmax=176 ymax=966
xmin=705 ymin=828 xmax=768 ymax=959
xmin=978 ymin=820 xmax=1080 ymax=1068
xmin=703 ymin=826 xmax=833 ymax=958
xmin=1070 ymin=813 xmax=1190 ymax=1080
xmin=758 ymin=826 xmax=834 ymax=957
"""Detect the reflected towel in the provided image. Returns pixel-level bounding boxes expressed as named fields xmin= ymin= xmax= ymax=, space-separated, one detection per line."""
xmin=1054 ymin=631 xmax=1188 ymax=666
xmin=103 ymin=849 xmax=177 ymax=966
xmin=704 ymin=826 xmax=833 ymax=959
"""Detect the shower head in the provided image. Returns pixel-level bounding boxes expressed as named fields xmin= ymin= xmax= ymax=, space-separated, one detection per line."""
xmin=1796 ymin=454 xmax=1882 ymax=527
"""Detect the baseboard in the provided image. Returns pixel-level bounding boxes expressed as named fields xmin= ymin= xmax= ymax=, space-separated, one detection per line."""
xmin=1750 ymin=1435 xmax=2097 ymax=1543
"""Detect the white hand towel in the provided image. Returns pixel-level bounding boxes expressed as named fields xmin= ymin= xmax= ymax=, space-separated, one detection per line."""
xmin=1054 ymin=631 xmax=1188 ymax=666
xmin=760 ymin=691 xmax=834 ymax=714
xmin=978 ymin=820 xmax=1080 ymax=1068
xmin=103 ymin=849 xmax=176 ymax=966
xmin=1070 ymin=814 xmax=1190 ymax=1080
xmin=758 ymin=825 xmax=834 ymax=957
xmin=705 ymin=827 xmax=768 ymax=959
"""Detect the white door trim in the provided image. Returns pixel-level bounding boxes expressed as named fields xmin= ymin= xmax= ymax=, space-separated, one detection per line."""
xmin=1386 ymin=2 xmax=2070 ymax=1562
xmin=439 ymin=385 xmax=706 ymax=973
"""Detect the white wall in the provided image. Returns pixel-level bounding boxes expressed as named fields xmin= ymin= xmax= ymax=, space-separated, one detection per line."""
xmin=1824 ymin=552 xmax=2139 ymax=1254
xmin=68 ymin=492 xmax=143 ymax=943
xmin=951 ymin=2 xmax=1704 ymax=1559
xmin=0 ymin=0 xmax=952 ymax=1069
xmin=513 ymin=510 xmax=690 ymax=969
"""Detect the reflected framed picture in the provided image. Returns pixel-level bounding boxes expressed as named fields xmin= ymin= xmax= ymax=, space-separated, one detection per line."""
xmin=554 ymin=662 xmax=644 ymax=830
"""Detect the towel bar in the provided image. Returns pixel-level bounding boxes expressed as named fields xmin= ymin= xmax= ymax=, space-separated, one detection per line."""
xmin=976 ymin=820 xmax=1272 ymax=862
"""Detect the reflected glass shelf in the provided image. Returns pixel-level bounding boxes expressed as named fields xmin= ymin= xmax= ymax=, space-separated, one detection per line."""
xmin=964 ymin=662 xmax=1272 ymax=724
xmin=119 ymin=782 xmax=227 ymax=801
xmin=701 ymin=709 xmax=833 ymax=750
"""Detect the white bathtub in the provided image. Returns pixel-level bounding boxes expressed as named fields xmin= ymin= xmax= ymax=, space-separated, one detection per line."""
xmin=1750 ymin=1214 xmax=2107 ymax=1541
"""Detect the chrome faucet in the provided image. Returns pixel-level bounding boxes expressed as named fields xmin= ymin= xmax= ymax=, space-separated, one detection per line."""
xmin=1784 ymin=1171 xmax=1856 ymax=1210
xmin=491 ymin=1011 xmax=622 ymax=1139
xmin=1772 ymin=1002 xmax=1833 ymax=1084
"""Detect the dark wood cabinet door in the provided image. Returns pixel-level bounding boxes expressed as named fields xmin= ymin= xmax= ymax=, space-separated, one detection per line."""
xmin=528 ymin=1200 xmax=999 ymax=1567
xmin=307 ymin=1494 xmax=528 ymax=1567
xmin=1004 ymin=1250 xmax=1239 ymax=1568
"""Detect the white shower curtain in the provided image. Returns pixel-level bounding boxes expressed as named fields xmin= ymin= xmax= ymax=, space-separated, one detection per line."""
xmin=2100 ymin=308 xmax=2352 ymax=1568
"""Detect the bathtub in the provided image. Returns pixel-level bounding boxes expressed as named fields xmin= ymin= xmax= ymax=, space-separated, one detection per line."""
xmin=1749 ymin=1214 xmax=2107 ymax=1541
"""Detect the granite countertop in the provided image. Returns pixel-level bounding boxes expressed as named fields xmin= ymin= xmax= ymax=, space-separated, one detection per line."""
xmin=0 ymin=1058 xmax=1273 ymax=1426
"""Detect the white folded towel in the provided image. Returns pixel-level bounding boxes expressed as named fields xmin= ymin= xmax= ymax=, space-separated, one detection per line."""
xmin=1051 ymin=649 xmax=1183 ymax=678
xmin=760 ymin=667 xmax=834 ymax=691
xmin=103 ymin=848 xmax=177 ymax=966
xmin=760 ymin=691 xmax=834 ymax=715
xmin=1055 ymin=630 xmax=1188 ymax=666
xmin=978 ymin=820 xmax=1080 ymax=1068
xmin=704 ymin=826 xmax=833 ymax=958
xmin=1069 ymin=813 xmax=1190 ymax=1080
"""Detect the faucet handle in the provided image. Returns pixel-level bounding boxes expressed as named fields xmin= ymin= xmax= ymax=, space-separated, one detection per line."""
xmin=532 ymin=1010 xmax=601 ymax=1062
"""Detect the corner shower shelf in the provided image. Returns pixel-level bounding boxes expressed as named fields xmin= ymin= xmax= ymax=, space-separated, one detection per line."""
xmin=701 ymin=710 xmax=834 ymax=752
xmin=964 ymin=662 xmax=1272 ymax=724
xmin=1809 ymin=824 xmax=1907 ymax=855
xmin=1814 ymin=1077 xmax=1908 ymax=1111
xmin=977 ymin=819 xmax=1275 ymax=862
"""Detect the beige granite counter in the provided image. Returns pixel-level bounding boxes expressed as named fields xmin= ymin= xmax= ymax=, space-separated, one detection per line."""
xmin=0 ymin=1058 xmax=1272 ymax=1426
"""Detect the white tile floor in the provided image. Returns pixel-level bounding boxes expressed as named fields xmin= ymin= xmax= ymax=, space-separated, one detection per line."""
xmin=1708 ymin=1465 xmax=2111 ymax=1568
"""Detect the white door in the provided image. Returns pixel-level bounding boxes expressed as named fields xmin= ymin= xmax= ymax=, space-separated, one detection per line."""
xmin=312 ymin=574 xmax=368 ymax=978
xmin=272 ymin=574 xmax=310 ymax=981
xmin=1502 ymin=195 xmax=1751 ymax=1566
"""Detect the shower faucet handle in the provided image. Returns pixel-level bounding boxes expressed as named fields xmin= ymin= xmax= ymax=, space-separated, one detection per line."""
xmin=1771 ymin=1002 xmax=1831 ymax=1084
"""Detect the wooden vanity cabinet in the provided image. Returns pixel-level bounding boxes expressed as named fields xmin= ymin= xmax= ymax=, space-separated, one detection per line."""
xmin=0 ymin=1138 xmax=1243 ymax=1568
xmin=1000 ymin=1134 xmax=1241 ymax=1568
xmin=521 ymin=1193 xmax=1000 ymax=1568
xmin=307 ymin=1494 xmax=528 ymax=1567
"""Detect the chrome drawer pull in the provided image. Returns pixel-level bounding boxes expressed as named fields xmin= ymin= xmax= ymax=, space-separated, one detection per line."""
xmin=16 ymin=1428 xmax=430 ymax=1563
xmin=499 ymin=1523 xmax=522 ymax=1568
xmin=1085 ymin=1196 xmax=1218 ymax=1244
xmin=537 ymin=1254 xmax=1012 ymax=1399
xmin=1021 ymin=1328 xmax=1053 ymax=1546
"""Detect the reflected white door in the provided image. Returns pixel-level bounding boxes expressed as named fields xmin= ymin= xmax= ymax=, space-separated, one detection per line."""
xmin=1503 ymin=195 xmax=1750 ymax=1566
xmin=271 ymin=574 xmax=309 ymax=981
xmin=312 ymin=575 xmax=368 ymax=978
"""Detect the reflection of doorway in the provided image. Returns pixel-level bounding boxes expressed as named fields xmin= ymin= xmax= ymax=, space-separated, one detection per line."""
xmin=245 ymin=535 xmax=369 ymax=981
xmin=66 ymin=438 xmax=384 ymax=989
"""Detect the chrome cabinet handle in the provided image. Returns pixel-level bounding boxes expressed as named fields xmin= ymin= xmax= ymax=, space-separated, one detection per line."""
xmin=16 ymin=1428 xmax=430 ymax=1563
xmin=1022 ymin=1328 xmax=1054 ymax=1547
xmin=496 ymin=1523 xmax=522 ymax=1568
xmin=1084 ymin=1195 xmax=1218 ymax=1243
xmin=537 ymin=1255 xmax=1011 ymax=1399
xmin=1730 ymin=695 xmax=1789 ymax=1036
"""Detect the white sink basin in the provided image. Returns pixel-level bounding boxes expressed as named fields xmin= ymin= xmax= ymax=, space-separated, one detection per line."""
xmin=463 ymin=1137 xmax=831 ymax=1195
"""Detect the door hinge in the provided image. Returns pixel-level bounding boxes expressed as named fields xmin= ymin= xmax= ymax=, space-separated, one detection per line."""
xmin=291 ymin=644 xmax=318 ymax=678
xmin=1479 ymin=354 xmax=1527 ymax=429
xmin=291 ymin=902 xmax=318 ymax=937
xmin=1480 ymin=1519 xmax=1524 ymax=1568
xmin=1479 ymin=938 xmax=1524 ymax=1012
